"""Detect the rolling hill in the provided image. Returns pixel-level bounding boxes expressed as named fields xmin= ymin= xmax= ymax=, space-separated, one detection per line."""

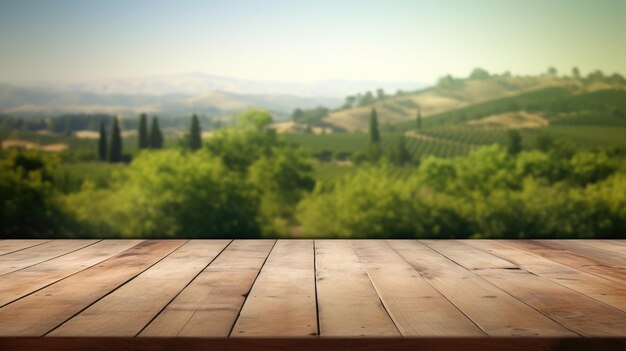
xmin=322 ymin=74 xmax=626 ymax=132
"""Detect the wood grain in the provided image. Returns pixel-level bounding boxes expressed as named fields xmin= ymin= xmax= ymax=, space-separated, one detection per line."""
xmin=0 ymin=239 xmax=622 ymax=340
xmin=350 ymin=240 xmax=484 ymax=336
xmin=231 ymin=240 xmax=317 ymax=337
xmin=50 ymin=240 xmax=229 ymax=337
xmin=388 ymin=240 xmax=575 ymax=336
xmin=0 ymin=240 xmax=142 ymax=308
xmin=464 ymin=240 xmax=626 ymax=312
xmin=502 ymin=240 xmax=626 ymax=285
xmin=424 ymin=241 xmax=626 ymax=336
xmin=421 ymin=240 xmax=518 ymax=270
xmin=141 ymin=240 xmax=275 ymax=337
xmin=316 ymin=240 xmax=400 ymax=337
xmin=0 ymin=240 xmax=98 ymax=276
xmin=535 ymin=240 xmax=625 ymax=267
xmin=0 ymin=240 xmax=186 ymax=336
xmin=0 ymin=240 xmax=49 ymax=256
xmin=475 ymin=267 xmax=626 ymax=336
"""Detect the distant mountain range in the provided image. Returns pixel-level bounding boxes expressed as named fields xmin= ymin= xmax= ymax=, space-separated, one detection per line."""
xmin=0 ymin=73 xmax=422 ymax=119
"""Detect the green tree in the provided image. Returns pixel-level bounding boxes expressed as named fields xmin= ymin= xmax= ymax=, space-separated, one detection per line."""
xmin=248 ymin=147 xmax=315 ymax=235
xmin=369 ymin=108 xmax=380 ymax=144
xmin=343 ymin=95 xmax=356 ymax=109
xmin=65 ymin=150 xmax=262 ymax=238
xmin=469 ymin=68 xmax=490 ymax=80
xmin=292 ymin=108 xmax=304 ymax=122
xmin=149 ymin=116 xmax=164 ymax=149
xmin=572 ymin=67 xmax=581 ymax=79
xmin=547 ymin=67 xmax=558 ymax=77
xmin=108 ymin=117 xmax=123 ymax=163
xmin=506 ymin=129 xmax=523 ymax=155
xmin=376 ymin=88 xmax=386 ymax=100
xmin=416 ymin=108 xmax=422 ymax=130
xmin=359 ymin=91 xmax=375 ymax=106
xmin=0 ymin=149 xmax=68 ymax=237
xmin=138 ymin=113 xmax=149 ymax=149
xmin=368 ymin=108 xmax=382 ymax=161
xmin=392 ymin=136 xmax=411 ymax=166
xmin=189 ymin=114 xmax=202 ymax=151
xmin=205 ymin=109 xmax=277 ymax=172
xmin=98 ymin=120 xmax=107 ymax=161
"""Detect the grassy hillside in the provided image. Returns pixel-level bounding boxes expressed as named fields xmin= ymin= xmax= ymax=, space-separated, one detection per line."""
xmin=323 ymin=75 xmax=568 ymax=131
xmin=285 ymin=79 xmax=626 ymax=167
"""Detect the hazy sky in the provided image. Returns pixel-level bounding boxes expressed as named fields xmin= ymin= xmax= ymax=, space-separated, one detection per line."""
xmin=1 ymin=0 xmax=624 ymax=85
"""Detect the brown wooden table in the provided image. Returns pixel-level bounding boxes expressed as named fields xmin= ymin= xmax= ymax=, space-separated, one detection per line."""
xmin=0 ymin=239 xmax=624 ymax=350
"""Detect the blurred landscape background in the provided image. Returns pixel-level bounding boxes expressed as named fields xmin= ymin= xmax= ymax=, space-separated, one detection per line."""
xmin=1 ymin=0 xmax=625 ymax=238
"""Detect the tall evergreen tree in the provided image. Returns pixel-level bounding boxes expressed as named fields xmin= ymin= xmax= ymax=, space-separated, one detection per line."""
xmin=369 ymin=108 xmax=380 ymax=144
xmin=98 ymin=120 xmax=107 ymax=161
xmin=507 ymin=129 xmax=522 ymax=155
xmin=138 ymin=113 xmax=149 ymax=149
xmin=368 ymin=108 xmax=382 ymax=161
xmin=109 ymin=117 xmax=123 ymax=163
xmin=416 ymin=108 xmax=422 ymax=130
xmin=189 ymin=114 xmax=202 ymax=151
xmin=149 ymin=116 xmax=164 ymax=149
xmin=394 ymin=136 xmax=411 ymax=166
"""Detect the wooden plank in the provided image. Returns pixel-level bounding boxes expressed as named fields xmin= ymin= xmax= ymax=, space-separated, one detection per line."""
xmin=387 ymin=240 xmax=575 ymax=336
xmin=570 ymin=240 xmax=626 ymax=257
xmin=540 ymin=240 xmax=625 ymax=267
xmin=50 ymin=240 xmax=230 ymax=337
xmin=606 ymin=240 xmax=626 ymax=247
xmin=231 ymin=240 xmax=317 ymax=337
xmin=0 ymin=240 xmax=99 ymax=276
xmin=420 ymin=240 xmax=518 ymax=270
xmin=350 ymin=240 xmax=484 ymax=337
xmin=502 ymin=240 xmax=626 ymax=285
xmin=464 ymin=240 xmax=626 ymax=312
xmin=423 ymin=240 xmax=626 ymax=336
xmin=0 ymin=240 xmax=186 ymax=336
xmin=141 ymin=240 xmax=275 ymax=337
xmin=475 ymin=268 xmax=626 ymax=336
xmin=315 ymin=240 xmax=400 ymax=337
xmin=0 ymin=240 xmax=143 ymax=308
xmin=0 ymin=240 xmax=49 ymax=256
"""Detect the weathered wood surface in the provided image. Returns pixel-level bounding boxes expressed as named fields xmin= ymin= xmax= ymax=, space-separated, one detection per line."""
xmin=0 ymin=239 xmax=624 ymax=339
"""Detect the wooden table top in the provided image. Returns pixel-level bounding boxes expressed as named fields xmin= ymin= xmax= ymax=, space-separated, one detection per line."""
xmin=0 ymin=239 xmax=624 ymax=350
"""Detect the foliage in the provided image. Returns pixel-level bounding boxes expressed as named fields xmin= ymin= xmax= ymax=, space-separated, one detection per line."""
xmin=0 ymin=149 xmax=70 ymax=237
xmin=507 ymin=129 xmax=522 ymax=155
xmin=108 ymin=117 xmax=123 ymax=163
xmin=138 ymin=113 xmax=149 ymax=149
xmin=65 ymin=149 xmax=261 ymax=238
xmin=189 ymin=114 xmax=202 ymax=151
xmin=297 ymin=145 xmax=626 ymax=238
xmin=291 ymin=107 xmax=329 ymax=126
xmin=149 ymin=117 xmax=164 ymax=149
xmin=98 ymin=120 xmax=107 ymax=161
xmin=369 ymin=108 xmax=380 ymax=144
xmin=61 ymin=109 xmax=315 ymax=238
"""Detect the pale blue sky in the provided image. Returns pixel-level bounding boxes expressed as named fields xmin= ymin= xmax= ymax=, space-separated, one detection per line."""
xmin=0 ymin=0 xmax=624 ymax=84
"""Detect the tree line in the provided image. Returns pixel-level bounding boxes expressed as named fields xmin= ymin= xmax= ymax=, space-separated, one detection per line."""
xmin=98 ymin=113 xmax=203 ymax=163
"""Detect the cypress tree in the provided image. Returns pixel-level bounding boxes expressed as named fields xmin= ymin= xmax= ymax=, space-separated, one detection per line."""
xmin=138 ymin=113 xmax=149 ymax=149
xmin=369 ymin=108 xmax=380 ymax=144
xmin=189 ymin=114 xmax=202 ymax=151
xmin=416 ymin=108 xmax=422 ymax=130
xmin=98 ymin=120 xmax=107 ymax=161
xmin=507 ymin=129 xmax=522 ymax=155
xmin=395 ymin=136 xmax=411 ymax=166
xmin=149 ymin=116 xmax=164 ymax=149
xmin=109 ymin=117 xmax=123 ymax=163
